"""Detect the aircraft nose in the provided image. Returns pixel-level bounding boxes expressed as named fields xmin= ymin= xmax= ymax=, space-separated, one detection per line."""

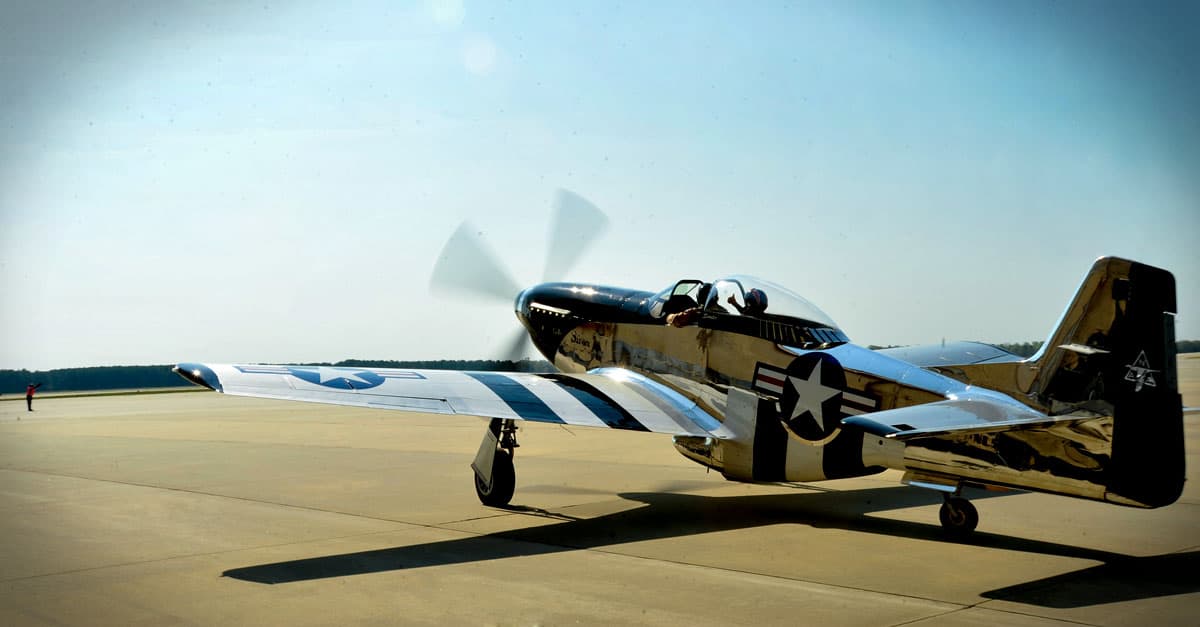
xmin=514 ymin=287 xmax=532 ymax=328
xmin=513 ymin=283 xmax=582 ymax=362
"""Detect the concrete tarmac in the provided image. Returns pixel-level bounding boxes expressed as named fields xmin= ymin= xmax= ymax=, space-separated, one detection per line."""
xmin=1 ymin=356 xmax=1197 ymax=626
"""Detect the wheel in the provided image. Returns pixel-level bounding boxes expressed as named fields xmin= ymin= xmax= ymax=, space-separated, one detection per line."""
xmin=474 ymin=448 xmax=515 ymax=507
xmin=939 ymin=497 xmax=979 ymax=535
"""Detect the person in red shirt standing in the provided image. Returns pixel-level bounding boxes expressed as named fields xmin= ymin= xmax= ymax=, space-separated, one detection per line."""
xmin=25 ymin=382 xmax=42 ymax=412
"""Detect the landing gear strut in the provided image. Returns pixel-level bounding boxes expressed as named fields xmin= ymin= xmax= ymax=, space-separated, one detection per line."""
xmin=471 ymin=418 xmax=518 ymax=506
xmin=938 ymin=494 xmax=979 ymax=536
xmin=904 ymin=474 xmax=982 ymax=537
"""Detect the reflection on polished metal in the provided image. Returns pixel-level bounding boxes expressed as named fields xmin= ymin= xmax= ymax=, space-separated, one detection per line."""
xmin=902 ymin=415 xmax=1113 ymax=502
xmin=532 ymin=257 xmax=1183 ymax=509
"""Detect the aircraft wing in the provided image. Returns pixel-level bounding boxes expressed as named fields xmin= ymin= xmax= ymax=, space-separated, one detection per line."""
xmin=173 ymin=363 xmax=723 ymax=437
xmin=841 ymin=396 xmax=1061 ymax=440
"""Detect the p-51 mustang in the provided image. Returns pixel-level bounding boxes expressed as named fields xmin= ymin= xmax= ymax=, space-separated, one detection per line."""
xmin=175 ymin=215 xmax=1185 ymax=536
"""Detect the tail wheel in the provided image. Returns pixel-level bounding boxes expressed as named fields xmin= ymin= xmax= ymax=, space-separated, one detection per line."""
xmin=474 ymin=448 xmax=516 ymax=507
xmin=939 ymin=497 xmax=979 ymax=536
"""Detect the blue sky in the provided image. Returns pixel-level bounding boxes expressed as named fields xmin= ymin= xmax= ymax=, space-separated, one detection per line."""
xmin=1 ymin=0 xmax=1197 ymax=370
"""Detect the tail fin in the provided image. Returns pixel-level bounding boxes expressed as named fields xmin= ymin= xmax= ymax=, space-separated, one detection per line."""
xmin=1029 ymin=257 xmax=1183 ymax=507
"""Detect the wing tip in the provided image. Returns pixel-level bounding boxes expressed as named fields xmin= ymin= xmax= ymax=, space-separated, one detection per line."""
xmin=173 ymin=363 xmax=223 ymax=392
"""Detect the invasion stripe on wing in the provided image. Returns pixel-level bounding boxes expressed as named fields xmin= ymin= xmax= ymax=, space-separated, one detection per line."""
xmin=465 ymin=372 xmax=566 ymax=424
xmin=463 ymin=372 xmax=654 ymax=432
xmin=516 ymin=378 xmax=611 ymax=429
xmin=546 ymin=376 xmax=650 ymax=432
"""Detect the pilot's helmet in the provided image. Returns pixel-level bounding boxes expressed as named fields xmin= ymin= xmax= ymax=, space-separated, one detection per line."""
xmin=745 ymin=288 xmax=768 ymax=313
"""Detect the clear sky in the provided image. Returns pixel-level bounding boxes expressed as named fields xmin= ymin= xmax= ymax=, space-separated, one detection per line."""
xmin=1 ymin=0 xmax=1197 ymax=370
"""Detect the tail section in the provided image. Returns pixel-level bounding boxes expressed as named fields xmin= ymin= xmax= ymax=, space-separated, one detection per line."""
xmin=1030 ymin=257 xmax=1182 ymax=506
xmin=952 ymin=257 xmax=1183 ymax=507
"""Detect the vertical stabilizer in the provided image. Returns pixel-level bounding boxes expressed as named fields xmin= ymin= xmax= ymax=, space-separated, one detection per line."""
xmin=1030 ymin=257 xmax=1183 ymax=507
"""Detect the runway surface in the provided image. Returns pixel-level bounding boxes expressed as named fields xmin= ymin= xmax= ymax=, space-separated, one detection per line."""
xmin=1 ymin=356 xmax=1197 ymax=626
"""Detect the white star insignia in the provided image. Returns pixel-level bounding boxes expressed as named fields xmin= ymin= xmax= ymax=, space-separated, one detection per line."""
xmin=316 ymin=367 xmax=370 ymax=386
xmin=787 ymin=360 xmax=842 ymax=432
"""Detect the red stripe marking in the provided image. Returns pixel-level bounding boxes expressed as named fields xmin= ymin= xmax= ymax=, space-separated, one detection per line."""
xmin=758 ymin=373 xmax=785 ymax=387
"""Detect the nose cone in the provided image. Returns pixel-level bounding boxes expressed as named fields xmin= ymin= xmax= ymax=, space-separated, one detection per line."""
xmin=514 ymin=287 xmax=532 ymax=329
xmin=510 ymin=282 xmax=653 ymax=363
xmin=513 ymin=283 xmax=579 ymax=362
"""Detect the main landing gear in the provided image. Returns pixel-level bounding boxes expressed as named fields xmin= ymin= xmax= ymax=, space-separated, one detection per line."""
xmin=471 ymin=418 xmax=518 ymax=507
xmin=938 ymin=493 xmax=979 ymax=536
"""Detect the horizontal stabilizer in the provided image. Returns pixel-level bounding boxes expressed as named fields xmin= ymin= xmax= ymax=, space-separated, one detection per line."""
xmin=842 ymin=396 xmax=1053 ymax=440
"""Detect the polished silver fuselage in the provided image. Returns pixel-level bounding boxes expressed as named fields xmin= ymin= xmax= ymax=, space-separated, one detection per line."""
xmin=515 ymin=257 xmax=1184 ymax=509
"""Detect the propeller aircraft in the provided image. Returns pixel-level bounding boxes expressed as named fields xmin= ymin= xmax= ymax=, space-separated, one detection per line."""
xmin=175 ymin=191 xmax=1187 ymax=536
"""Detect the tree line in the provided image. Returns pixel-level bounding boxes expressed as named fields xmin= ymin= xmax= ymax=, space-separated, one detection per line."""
xmin=993 ymin=340 xmax=1200 ymax=358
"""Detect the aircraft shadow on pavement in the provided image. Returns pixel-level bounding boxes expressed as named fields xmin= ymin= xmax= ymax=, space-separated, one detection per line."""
xmin=223 ymin=486 xmax=1198 ymax=607
xmin=979 ymin=551 xmax=1200 ymax=608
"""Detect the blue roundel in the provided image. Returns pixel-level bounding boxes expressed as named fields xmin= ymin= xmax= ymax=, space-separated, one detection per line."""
xmin=779 ymin=353 xmax=846 ymax=443
xmin=286 ymin=367 xmax=386 ymax=390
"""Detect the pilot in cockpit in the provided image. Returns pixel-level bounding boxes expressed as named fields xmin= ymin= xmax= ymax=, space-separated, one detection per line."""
xmin=727 ymin=288 xmax=768 ymax=316
xmin=668 ymin=284 xmax=768 ymax=327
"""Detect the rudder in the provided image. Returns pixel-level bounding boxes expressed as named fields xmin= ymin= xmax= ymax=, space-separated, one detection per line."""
xmin=1032 ymin=257 xmax=1183 ymax=507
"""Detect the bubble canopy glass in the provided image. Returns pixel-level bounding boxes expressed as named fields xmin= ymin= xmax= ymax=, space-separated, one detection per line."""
xmin=704 ymin=275 xmax=840 ymax=330
xmin=649 ymin=275 xmax=842 ymax=333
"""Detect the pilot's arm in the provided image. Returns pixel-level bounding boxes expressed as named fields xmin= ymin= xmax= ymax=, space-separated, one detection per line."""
xmin=667 ymin=307 xmax=701 ymax=327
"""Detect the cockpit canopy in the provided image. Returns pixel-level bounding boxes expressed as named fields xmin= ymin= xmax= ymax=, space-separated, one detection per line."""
xmin=649 ymin=275 xmax=848 ymax=348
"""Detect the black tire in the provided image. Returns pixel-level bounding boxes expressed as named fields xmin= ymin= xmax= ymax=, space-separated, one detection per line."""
xmin=474 ymin=448 xmax=516 ymax=507
xmin=938 ymin=497 xmax=979 ymax=536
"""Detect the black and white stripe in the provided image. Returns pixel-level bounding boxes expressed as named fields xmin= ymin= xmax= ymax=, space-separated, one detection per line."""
xmin=466 ymin=372 xmax=650 ymax=432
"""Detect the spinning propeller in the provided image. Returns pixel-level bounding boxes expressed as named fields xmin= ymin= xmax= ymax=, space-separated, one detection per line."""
xmin=429 ymin=189 xmax=609 ymax=360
